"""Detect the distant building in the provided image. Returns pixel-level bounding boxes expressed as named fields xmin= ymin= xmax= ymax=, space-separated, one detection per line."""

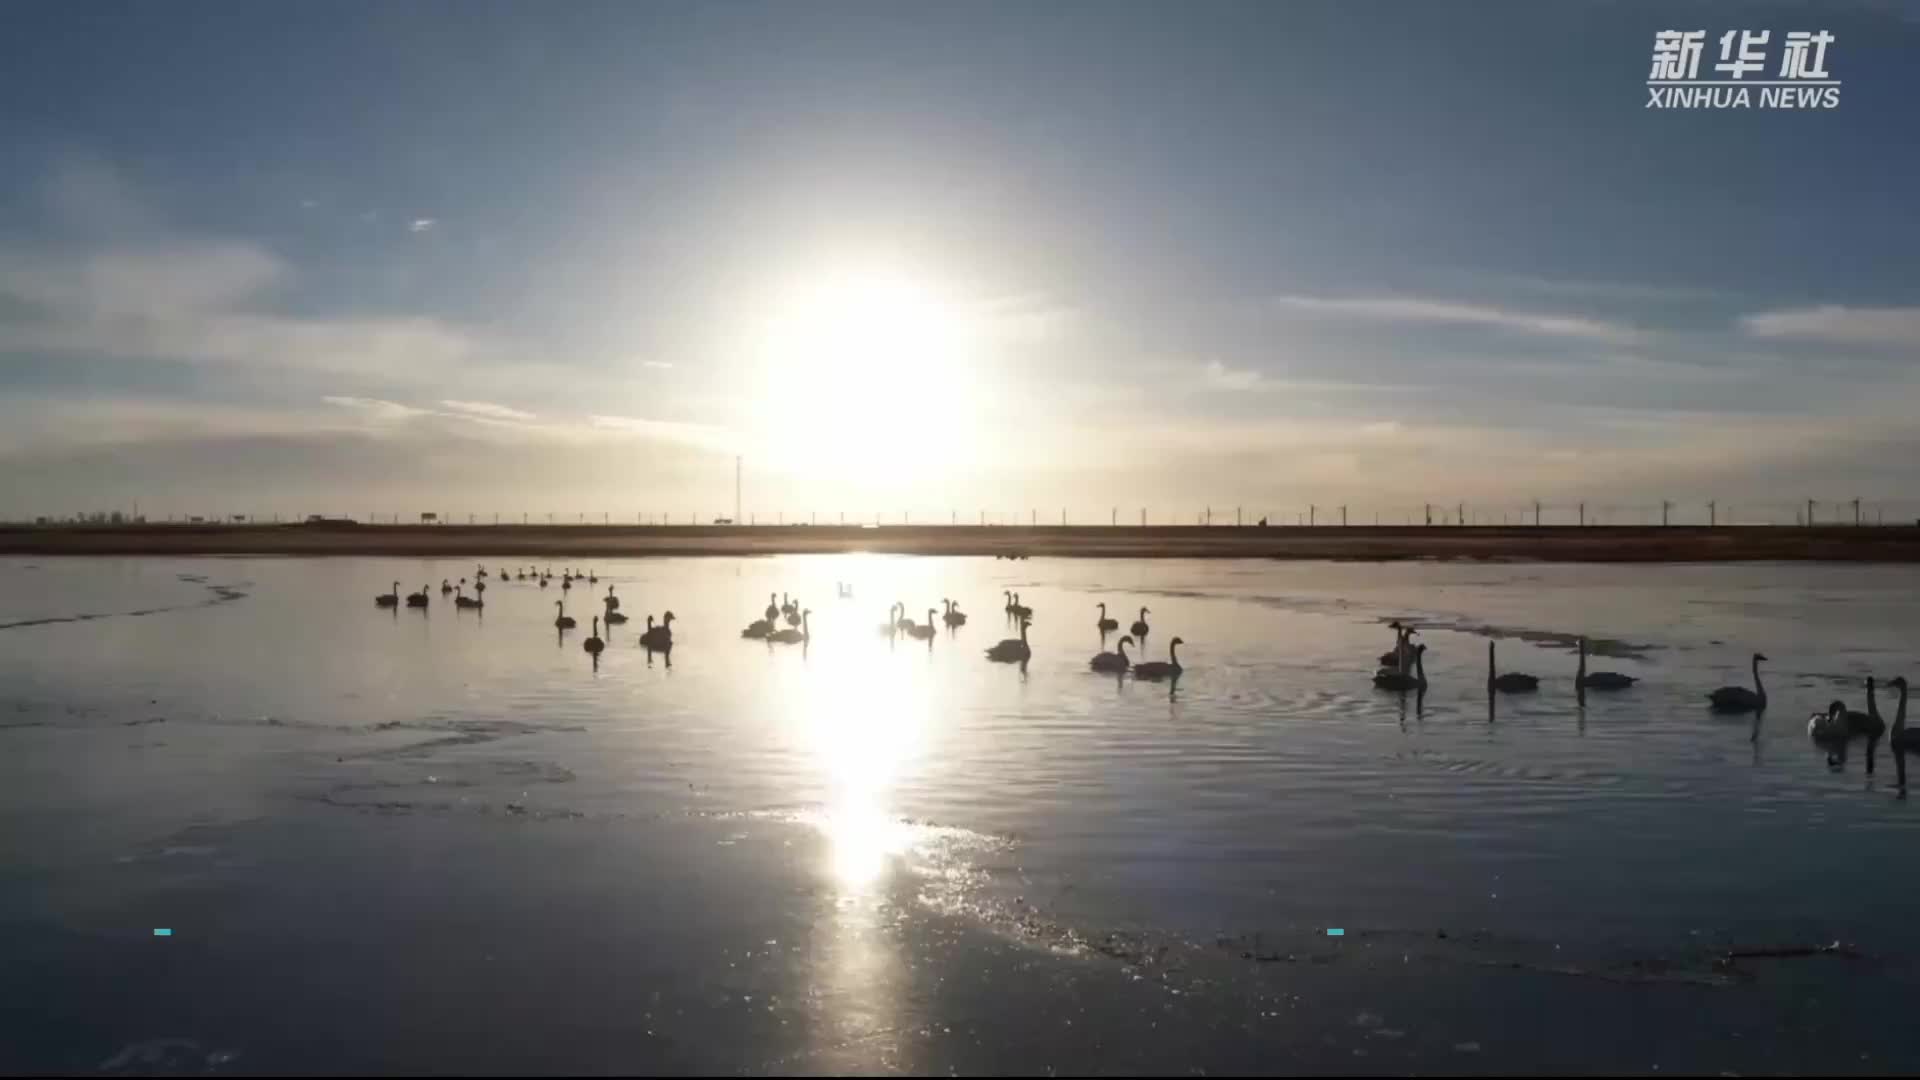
xmin=421 ymin=512 xmax=438 ymax=524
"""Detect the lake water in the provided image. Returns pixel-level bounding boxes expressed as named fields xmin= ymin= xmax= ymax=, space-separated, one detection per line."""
xmin=4 ymin=555 xmax=1919 ymax=1074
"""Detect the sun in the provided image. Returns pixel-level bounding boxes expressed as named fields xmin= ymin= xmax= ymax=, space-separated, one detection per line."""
xmin=751 ymin=267 xmax=982 ymax=487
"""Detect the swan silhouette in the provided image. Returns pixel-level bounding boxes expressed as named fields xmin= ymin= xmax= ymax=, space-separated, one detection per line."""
xmin=375 ymin=581 xmax=400 ymax=607
xmin=1488 ymin=641 xmax=1538 ymax=693
xmin=986 ymin=618 xmax=1032 ymax=663
xmin=1090 ymin=635 xmax=1132 ymax=673
xmin=1129 ymin=607 xmax=1150 ymax=639
xmin=584 ymin=616 xmax=605 ymax=655
xmin=769 ymin=610 xmax=809 ymax=645
xmin=554 ymin=600 xmax=576 ymax=629
xmin=1708 ymin=653 xmax=1768 ymax=713
xmin=1096 ymin=603 xmax=1119 ymax=634
xmin=1134 ymin=637 xmax=1184 ymax=681
xmin=1576 ymin=638 xmax=1636 ymax=690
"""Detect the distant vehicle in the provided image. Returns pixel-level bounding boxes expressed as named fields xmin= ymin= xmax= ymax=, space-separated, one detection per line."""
xmin=420 ymin=512 xmax=438 ymax=524
xmin=302 ymin=515 xmax=359 ymax=526
xmin=188 ymin=516 xmax=206 ymax=523
xmin=712 ymin=517 xmax=735 ymax=525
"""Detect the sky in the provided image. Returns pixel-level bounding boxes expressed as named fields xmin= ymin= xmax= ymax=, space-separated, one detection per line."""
xmin=2 ymin=0 xmax=1918 ymax=523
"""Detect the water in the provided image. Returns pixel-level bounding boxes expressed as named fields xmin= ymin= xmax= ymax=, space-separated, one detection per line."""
xmin=5 ymin=555 xmax=1920 ymax=1073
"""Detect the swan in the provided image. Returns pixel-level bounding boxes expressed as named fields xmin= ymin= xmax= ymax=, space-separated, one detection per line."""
xmin=1487 ymin=641 xmax=1538 ymax=693
xmin=786 ymin=603 xmax=803 ymax=628
xmin=1003 ymin=591 xmax=1016 ymax=616
xmin=1090 ymin=635 xmax=1133 ymax=673
xmin=765 ymin=593 xmax=780 ymax=622
xmin=895 ymin=602 xmax=919 ymax=633
xmin=640 ymin=611 xmax=676 ymax=649
xmin=605 ymin=608 xmax=629 ymax=625
xmin=562 ymin=575 xmax=572 ymax=592
xmin=454 ymin=586 xmax=482 ymax=609
xmin=781 ymin=593 xmax=796 ymax=618
xmin=588 ymin=570 xmax=597 ymax=585
xmin=553 ymin=600 xmax=576 ymax=629
xmin=1129 ymin=607 xmax=1150 ymax=638
xmin=375 ymin=581 xmax=401 ymax=607
xmin=1808 ymin=701 xmax=1850 ymax=740
xmin=1890 ymin=677 xmax=1915 ymax=754
xmin=516 ymin=569 xmax=525 ymax=581
xmin=943 ymin=599 xmax=967 ymax=626
xmin=769 ymin=610 xmax=810 ymax=644
xmin=877 ymin=603 xmax=901 ymax=636
xmin=1376 ymin=622 xmax=1415 ymax=669
xmin=406 ymin=584 xmax=430 ymax=608
xmin=742 ymin=616 xmax=774 ymax=639
xmin=1096 ymin=603 xmax=1118 ymax=634
xmin=986 ymin=618 xmax=1032 ymax=663
xmin=1009 ymin=593 xmax=1033 ymax=620
xmin=1708 ymin=653 xmax=1768 ymax=713
xmin=604 ymin=586 xmax=621 ymax=611
xmin=1847 ymin=677 xmax=1885 ymax=737
xmin=499 ymin=568 xmax=508 ymax=580
xmin=474 ymin=580 xmax=486 ymax=596
xmin=1134 ymin=637 xmax=1184 ymax=680
xmin=1374 ymin=643 xmax=1428 ymax=691
xmin=584 ymin=616 xmax=605 ymax=655
xmin=440 ymin=579 xmax=453 ymax=595
xmin=907 ymin=610 xmax=937 ymax=641
xmin=475 ymin=564 xmax=487 ymax=579
xmin=539 ymin=575 xmax=549 ymax=588
xmin=1576 ymin=638 xmax=1636 ymax=690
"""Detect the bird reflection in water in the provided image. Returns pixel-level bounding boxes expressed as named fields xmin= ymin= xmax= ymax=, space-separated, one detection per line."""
xmin=644 ymin=643 xmax=672 ymax=669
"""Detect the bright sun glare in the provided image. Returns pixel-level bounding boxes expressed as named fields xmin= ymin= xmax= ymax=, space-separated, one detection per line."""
xmin=753 ymin=268 xmax=982 ymax=486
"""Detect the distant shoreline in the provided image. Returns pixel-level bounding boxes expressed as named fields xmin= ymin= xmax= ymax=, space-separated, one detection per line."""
xmin=6 ymin=523 xmax=1920 ymax=562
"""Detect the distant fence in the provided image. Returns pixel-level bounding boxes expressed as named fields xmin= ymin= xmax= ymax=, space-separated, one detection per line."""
xmin=18 ymin=499 xmax=1920 ymax=528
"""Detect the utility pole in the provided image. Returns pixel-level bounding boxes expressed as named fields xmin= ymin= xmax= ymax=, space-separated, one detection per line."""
xmin=1140 ymin=508 xmax=1146 ymax=526
xmin=1707 ymin=500 xmax=1716 ymax=527
xmin=1578 ymin=502 xmax=1585 ymax=528
xmin=734 ymin=455 xmax=741 ymax=526
xmin=1807 ymin=498 xmax=1815 ymax=527
xmin=1457 ymin=502 xmax=1464 ymax=526
xmin=1236 ymin=506 xmax=1242 ymax=527
xmin=1853 ymin=497 xmax=1862 ymax=526
xmin=1661 ymin=500 xmax=1672 ymax=527
xmin=1341 ymin=505 xmax=1348 ymax=527
xmin=1112 ymin=507 xmax=1117 ymax=526
xmin=1309 ymin=504 xmax=1316 ymax=527
xmin=1533 ymin=500 xmax=1542 ymax=526
xmin=1424 ymin=503 xmax=1432 ymax=527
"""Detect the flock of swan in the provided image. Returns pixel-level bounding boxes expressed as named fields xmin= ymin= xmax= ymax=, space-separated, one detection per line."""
xmin=730 ymin=591 xmax=1187 ymax=678
xmin=375 ymin=570 xmax=1915 ymax=785
xmin=374 ymin=565 xmax=675 ymax=658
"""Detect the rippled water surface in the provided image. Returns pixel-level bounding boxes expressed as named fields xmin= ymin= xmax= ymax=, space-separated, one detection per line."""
xmin=6 ymin=555 xmax=1920 ymax=1073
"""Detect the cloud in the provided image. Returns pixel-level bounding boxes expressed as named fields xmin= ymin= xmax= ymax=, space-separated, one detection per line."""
xmin=0 ymin=240 xmax=483 ymax=380
xmin=1202 ymin=359 xmax=1266 ymax=390
xmin=1739 ymin=305 xmax=1920 ymax=347
xmin=409 ymin=218 xmax=436 ymax=233
xmin=439 ymin=399 xmax=535 ymax=422
xmin=300 ymin=199 xmax=319 ymax=210
xmin=641 ymin=360 xmax=673 ymax=370
xmin=322 ymin=396 xmax=429 ymax=421
xmin=589 ymin=414 xmax=738 ymax=453
xmin=1273 ymin=294 xmax=1640 ymax=343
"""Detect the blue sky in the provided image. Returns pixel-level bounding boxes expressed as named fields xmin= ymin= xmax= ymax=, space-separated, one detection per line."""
xmin=3 ymin=1 xmax=1918 ymax=520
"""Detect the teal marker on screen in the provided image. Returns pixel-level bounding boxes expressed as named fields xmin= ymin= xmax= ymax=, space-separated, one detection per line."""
xmin=153 ymin=928 xmax=172 ymax=937
xmin=1326 ymin=928 xmax=1344 ymax=936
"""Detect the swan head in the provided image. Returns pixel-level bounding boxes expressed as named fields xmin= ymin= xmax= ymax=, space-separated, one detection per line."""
xmin=1169 ymin=636 xmax=1185 ymax=647
xmin=1827 ymin=700 xmax=1846 ymax=716
xmin=662 ymin=611 xmax=675 ymax=623
xmin=1753 ymin=652 xmax=1769 ymax=663
xmin=1119 ymin=636 xmax=1134 ymax=648
xmin=1891 ymin=676 xmax=1909 ymax=690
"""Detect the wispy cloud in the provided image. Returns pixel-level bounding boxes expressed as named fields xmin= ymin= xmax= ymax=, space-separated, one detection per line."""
xmin=1739 ymin=305 xmax=1920 ymax=347
xmin=641 ymin=360 xmax=673 ymax=370
xmin=409 ymin=217 xmax=436 ymax=233
xmin=1273 ymin=294 xmax=1640 ymax=343
xmin=589 ymin=414 xmax=737 ymax=452
xmin=322 ymin=396 xmax=430 ymax=421
xmin=439 ymin=400 xmax=535 ymax=422
xmin=1201 ymin=359 xmax=1267 ymax=390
